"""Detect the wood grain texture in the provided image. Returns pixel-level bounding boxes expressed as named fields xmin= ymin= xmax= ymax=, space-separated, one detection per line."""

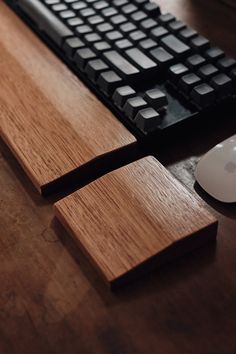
xmin=0 ymin=1 xmax=236 ymax=354
xmin=0 ymin=2 xmax=136 ymax=194
xmin=55 ymin=157 xmax=217 ymax=287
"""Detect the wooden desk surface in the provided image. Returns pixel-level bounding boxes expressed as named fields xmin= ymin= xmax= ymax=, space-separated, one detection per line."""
xmin=1 ymin=0 xmax=236 ymax=353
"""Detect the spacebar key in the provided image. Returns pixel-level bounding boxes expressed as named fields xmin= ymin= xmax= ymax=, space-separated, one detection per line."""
xmin=17 ymin=0 xmax=73 ymax=46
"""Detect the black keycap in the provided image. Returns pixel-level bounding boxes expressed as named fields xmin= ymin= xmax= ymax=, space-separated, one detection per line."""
xmin=75 ymin=25 xmax=93 ymax=35
xmin=205 ymin=47 xmax=224 ymax=61
xmin=79 ymin=8 xmax=96 ymax=18
xmin=114 ymin=39 xmax=133 ymax=50
xmin=74 ymin=48 xmax=97 ymax=70
xmin=97 ymin=70 xmax=123 ymax=96
xmin=179 ymin=73 xmax=202 ymax=94
xmin=52 ymin=3 xmax=68 ymax=12
xmin=150 ymin=47 xmax=174 ymax=67
xmin=105 ymin=30 xmax=123 ymax=41
xmin=112 ymin=0 xmax=128 ymax=7
xmin=87 ymin=15 xmax=104 ymax=25
xmin=190 ymin=35 xmax=210 ymax=51
xmin=85 ymin=33 xmax=102 ymax=43
xmin=138 ymin=38 xmax=157 ymax=50
xmin=186 ymin=54 xmax=206 ymax=69
xmin=134 ymin=0 xmax=148 ymax=6
xmin=168 ymin=20 xmax=186 ymax=33
xmin=59 ymin=10 xmax=76 ymax=19
xmin=144 ymin=88 xmax=168 ymax=110
xmin=135 ymin=108 xmax=161 ymax=133
xmin=102 ymin=7 xmax=118 ymax=17
xmin=67 ymin=17 xmax=84 ymax=27
xmin=190 ymin=83 xmax=215 ymax=108
xmin=112 ymin=85 xmax=136 ymax=108
xmin=17 ymin=0 xmax=73 ymax=46
xmin=198 ymin=64 xmax=219 ymax=79
xmin=131 ymin=11 xmax=147 ymax=23
xmin=150 ymin=26 xmax=168 ymax=40
xmin=97 ymin=23 xmax=114 ymax=33
xmin=140 ymin=18 xmax=158 ymax=31
xmin=210 ymin=73 xmax=233 ymax=97
xmin=129 ymin=30 xmax=147 ymax=42
xmin=85 ymin=59 xmax=109 ymax=82
xmin=168 ymin=63 xmax=189 ymax=83
xmin=179 ymin=27 xmax=197 ymax=42
xmin=110 ymin=14 xmax=127 ymax=25
xmin=217 ymin=57 xmax=236 ymax=73
xmin=125 ymin=48 xmax=157 ymax=72
xmin=93 ymin=1 xmax=109 ymax=10
xmin=143 ymin=2 xmax=160 ymax=17
xmin=103 ymin=50 xmax=140 ymax=82
xmin=120 ymin=22 xmax=137 ymax=33
xmin=124 ymin=96 xmax=148 ymax=120
xmin=63 ymin=37 xmax=85 ymax=58
xmin=71 ymin=2 xmax=87 ymax=10
xmin=93 ymin=41 xmax=111 ymax=52
xmin=160 ymin=35 xmax=190 ymax=58
xmin=121 ymin=4 xmax=138 ymax=15
xmin=158 ymin=13 xmax=176 ymax=25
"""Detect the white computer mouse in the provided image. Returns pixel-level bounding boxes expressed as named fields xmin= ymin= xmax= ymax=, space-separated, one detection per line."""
xmin=195 ymin=135 xmax=236 ymax=203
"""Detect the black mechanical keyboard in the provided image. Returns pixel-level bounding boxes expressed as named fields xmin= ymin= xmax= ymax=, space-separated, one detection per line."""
xmin=5 ymin=0 xmax=236 ymax=141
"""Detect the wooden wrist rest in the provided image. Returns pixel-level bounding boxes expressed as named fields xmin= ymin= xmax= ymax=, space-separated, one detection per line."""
xmin=0 ymin=3 xmax=136 ymax=195
xmin=55 ymin=156 xmax=218 ymax=289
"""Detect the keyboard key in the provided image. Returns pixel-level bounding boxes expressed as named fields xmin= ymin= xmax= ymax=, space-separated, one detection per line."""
xmin=74 ymin=47 xmax=97 ymax=70
xmin=93 ymin=41 xmax=111 ymax=52
xmin=75 ymin=25 xmax=93 ymax=35
xmin=59 ymin=10 xmax=76 ymax=19
xmin=186 ymin=54 xmax=206 ymax=69
xmin=168 ymin=20 xmax=186 ymax=33
xmin=210 ymin=73 xmax=233 ymax=97
xmin=205 ymin=47 xmax=224 ymax=61
xmin=124 ymin=96 xmax=148 ymax=120
xmin=138 ymin=38 xmax=157 ymax=50
xmin=160 ymin=35 xmax=190 ymax=58
xmin=131 ymin=11 xmax=147 ymax=23
xmin=190 ymin=83 xmax=215 ymax=108
xmin=168 ymin=63 xmax=189 ymax=83
xmin=198 ymin=64 xmax=219 ymax=79
xmin=217 ymin=57 xmax=236 ymax=73
xmin=85 ymin=59 xmax=109 ymax=82
xmin=121 ymin=4 xmax=138 ymax=15
xmin=84 ymin=33 xmax=102 ymax=43
xmin=120 ymin=22 xmax=137 ymax=33
xmin=150 ymin=26 xmax=169 ymax=40
xmin=129 ymin=30 xmax=146 ymax=42
xmin=179 ymin=27 xmax=197 ymax=42
xmin=63 ymin=37 xmax=85 ymax=58
xmin=158 ymin=13 xmax=176 ymax=25
xmin=140 ymin=18 xmax=158 ymax=31
xmin=150 ymin=47 xmax=174 ymax=67
xmin=112 ymin=85 xmax=136 ymax=108
xmin=190 ymin=35 xmax=210 ymax=51
xmin=98 ymin=70 xmax=123 ymax=96
xmin=114 ymin=39 xmax=133 ymax=50
xmin=97 ymin=23 xmax=114 ymax=33
xmin=144 ymin=88 xmax=168 ymax=110
xmin=135 ymin=108 xmax=161 ymax=133
xmin=143 ymin=2 xmax=161 ymax=17
xmin=105 ymin=30 xmax=123 ymax=41
xmin=103 ymin=50 xmax=140 ymax=82
xmin=179 ymin=73 xmax=202 ymax=94
xmin=67 ymin=17 xmax=84 ymax=27
xmin=125 ymin=48 xmax=157 ymax=72
xmin=110 ymin=14 xmax=127 ymax=25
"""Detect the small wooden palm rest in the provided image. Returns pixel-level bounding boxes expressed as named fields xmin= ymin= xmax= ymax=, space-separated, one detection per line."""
xmin=55 ymin=156 xmax=218 ymax=288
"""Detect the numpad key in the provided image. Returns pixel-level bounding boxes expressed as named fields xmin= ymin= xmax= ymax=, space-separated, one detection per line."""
xmin=5 ymin=0 xmax=236 ymax=141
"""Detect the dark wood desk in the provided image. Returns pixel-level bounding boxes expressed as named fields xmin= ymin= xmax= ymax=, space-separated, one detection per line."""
xmin=1 ymin=0 xmax=236 ymax=353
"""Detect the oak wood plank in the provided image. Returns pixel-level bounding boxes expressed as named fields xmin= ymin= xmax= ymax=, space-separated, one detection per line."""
xmin=55 ymin=157 xmax=218 ymax=287
xmin=0 ymin=2 xmax=136 ymax=195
